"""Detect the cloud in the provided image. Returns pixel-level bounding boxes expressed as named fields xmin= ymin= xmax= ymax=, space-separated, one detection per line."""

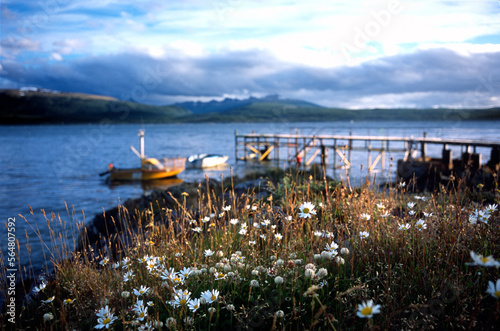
xmin=52 ymin=39 xmax=88 ymax=55
xmin=1 ymin=37 xmax=40 ymax=54
xmin=1 ymin=46 xmax=499 ymax=109
xmin=50 ymin=52 xmax=63 ymax=61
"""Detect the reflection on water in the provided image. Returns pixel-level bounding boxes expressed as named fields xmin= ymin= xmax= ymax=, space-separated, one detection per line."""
xmin=108 ymin=177 xmax=184 ymax=191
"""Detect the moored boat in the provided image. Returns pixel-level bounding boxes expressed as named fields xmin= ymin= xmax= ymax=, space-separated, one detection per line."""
xmin=187 ymin=154 xmax=229 ymax=168
xmin=103 ymin=130 xmax=186 ymax=181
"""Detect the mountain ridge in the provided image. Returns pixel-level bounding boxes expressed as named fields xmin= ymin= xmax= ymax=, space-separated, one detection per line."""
xmin=1 ymin=88 xmax=499 ymax=124
xmin=174 ymin=94 xmax=323 ymax=114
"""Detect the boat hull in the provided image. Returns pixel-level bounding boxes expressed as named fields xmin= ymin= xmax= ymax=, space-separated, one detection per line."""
xmin=109 ymin=168 xmax=184 ymax=181
xmin=188 ymin=154 xmax=229 ymax=168
xmin=109 ymin=157 xmax=186 ymax=181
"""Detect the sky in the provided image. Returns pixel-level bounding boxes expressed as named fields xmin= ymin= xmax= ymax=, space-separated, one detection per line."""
xmin=1 ymin=0 xmax=500 ymax=109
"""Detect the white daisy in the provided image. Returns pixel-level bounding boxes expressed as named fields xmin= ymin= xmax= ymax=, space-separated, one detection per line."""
xmin=95 ymin=306 xmax=118 ymax=329
xmin=188 ymin=298 xmax=201 ymax=312
xmin=468 ymin=251 xmax=500 ymax=267
xmin=299 ymin=202 xmax=316 ymax=218
xmin=415 ymin=219 xmax=427 ymax=231
xmin=201 ymin=289 xmax=219 ymax=304
xmin=123 ymin=270 xmax=135 ymax=282
xmin=486 ymin=279 xmax=500 ymax=299
xmin=171 ymin=291 xmax=190 ymax=308
xmin=178 ymin=267 xmax=192 ymax=280
xmin=398 ymin=223 xmax=411 ymax=231
xmin=325 ymin=242 xmax=339 ymax=252
xmin=133 ymin=285 xmax=150 ymax=297
xmin=357 ymin=300 xmax=381 ymax=318
xmin=42 ymin=296 xmax=55 ymax=304
xmin=485 ymin=204 xmax=498 ymax=214
xmin=359 ymin=231 xmax=369 ymax=239
xmin=360 ymin=213 xmax=371 ymax=221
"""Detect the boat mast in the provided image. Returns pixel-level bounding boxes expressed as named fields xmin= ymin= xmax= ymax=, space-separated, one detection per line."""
xmin=139 ymin=130 xmax=145 ymax=158
xmin=130 ymin=130 xmax=146 ymax=159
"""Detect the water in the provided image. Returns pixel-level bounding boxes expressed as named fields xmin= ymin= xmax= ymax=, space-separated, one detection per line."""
xmin=1 ymin=121 xmax=499 ymax=280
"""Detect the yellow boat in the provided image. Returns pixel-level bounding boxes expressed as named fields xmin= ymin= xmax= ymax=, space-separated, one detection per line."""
xmin=104 ymin=130 xmax=186 ymax=181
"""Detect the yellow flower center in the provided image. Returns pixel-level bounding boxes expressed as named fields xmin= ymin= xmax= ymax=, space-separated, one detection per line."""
xmin=211 ymin=295 xmax=216 ymax=301
xmin=480 ymin=257 xmax=490 ymax=264
xmin=303 ymin=208 xmax=310 ymax=214
xmin=139 ymin=312 xmax=145 ymax=318
xmin=494 ymin=291 xmax=500 ymax=298
xmin=103 ymin=318 xmax=111 ymax=325
xmin=180 ymin=299 xmax=187 ymax=305
xmin=361 ymin=307 xmax=372 ymax=316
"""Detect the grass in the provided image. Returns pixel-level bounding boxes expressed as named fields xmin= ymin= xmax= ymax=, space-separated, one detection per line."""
xmin=1 ymin=169 xmax=499 ymax=330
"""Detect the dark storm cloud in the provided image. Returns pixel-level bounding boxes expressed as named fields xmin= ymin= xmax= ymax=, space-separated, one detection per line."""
xmin=259 ymin=48 xmax=500 ymax=96
xmin=2 ymin=47 xmax=499 ymax=107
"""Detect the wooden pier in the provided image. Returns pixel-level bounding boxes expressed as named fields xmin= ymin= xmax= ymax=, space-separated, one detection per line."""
xmin=235 ymin=131 xmax=500 ymax=178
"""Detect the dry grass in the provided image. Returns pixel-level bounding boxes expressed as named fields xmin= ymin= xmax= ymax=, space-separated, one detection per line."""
xmin=1 ymin=171 xmax=499 ymax=330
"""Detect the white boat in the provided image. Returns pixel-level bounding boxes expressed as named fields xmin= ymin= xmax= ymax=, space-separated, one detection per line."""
xmin=188 ymin=154 xmax=229 ymax=168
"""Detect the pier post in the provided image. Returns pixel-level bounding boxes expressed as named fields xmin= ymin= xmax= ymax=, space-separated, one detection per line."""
xmin=382 ymin=140 xmax=386 ymax=171
xmin=295 ymin=136 xmax=299 ymax=166
xmin=333 ymin=139 xmax=337 ymax=171
xmin=471 ymin=153 xmax=481 ymax=172
xmin=421 ymin=132 xmax=427 ymax=161
xmin=442 ymin=146 xmax=453 ymax=171
xmin=235 ymin=130 xmax=238 ymax=161
xmin=368 ymin=140 xmax=372 ymax=173
xmin=257 ymin=136 xmax=260 ymax=158
xmin=462 ymin=148 xmax=471 ymax=168
xmin=244 ymin=136 xmax=247 ymax=160
xmin=303 ymin=137 xmax=307 ymax=169
xmin=275 ymin=135 xmax=279 ymax=163
xmin=491 ymin=148 xmax=500 ymax=164
xmin=348 ymin=131 xmax=353 ymax=165
xmin=320 ymin=139 xmax=326 ymax=168
xmin=488 ymin=147 xmax=500 ymax=171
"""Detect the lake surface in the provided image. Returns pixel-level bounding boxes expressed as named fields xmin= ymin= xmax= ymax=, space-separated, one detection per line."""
xmin=1 ymin=121 xmax=499 ymax=278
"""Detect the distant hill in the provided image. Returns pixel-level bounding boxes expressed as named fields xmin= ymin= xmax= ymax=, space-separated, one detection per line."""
xmin=0 ymin=88 xmax=189 ymax=124
xmin=1 ymin=88 xmax=499 ymax=124
xmin=176 ymin=101 xmax=500 ymax=123
xmin=174 ymin=94 xmax=322 ymax=114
